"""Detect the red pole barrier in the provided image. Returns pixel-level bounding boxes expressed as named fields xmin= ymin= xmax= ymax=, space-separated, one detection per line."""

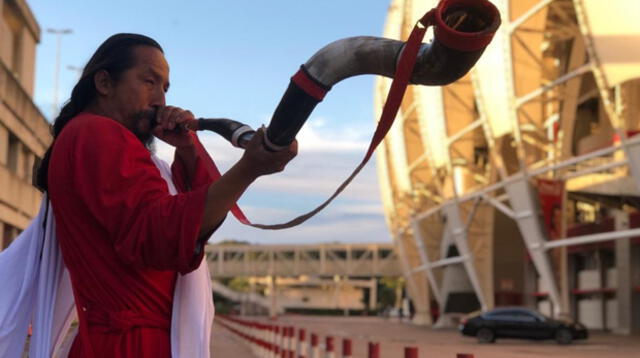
xmin=266 ymin=325 xmax=273 ymax=355
xmin=368 ymin=342 xmax=380 ymax=358
xmin=457 ymin=354 xmax=474 ymax=358
xmin=311 ymin=333 xmax=319 ymax=358
xmin=288 ymin=326 xmax=295 ymax=358
xmin=281 ymin=327 xmax=289 ymax=358
xmin=325 ymin=336 xmax=334 ymax=358
xmin=266 ymin=324 xmax=274 ymax=355
xmin=341 ymin=339 xmax=352 ymax=358
xmin=274 ymin=326 xmax=281 ymax=356
xmin=298 ymin=328 xmax=307 ymax=358
xmin=404 ymin=347 xmax=418 ymax=358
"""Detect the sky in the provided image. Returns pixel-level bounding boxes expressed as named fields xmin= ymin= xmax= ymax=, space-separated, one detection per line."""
xmin=29 ymin=0 xmax=396 ymax=245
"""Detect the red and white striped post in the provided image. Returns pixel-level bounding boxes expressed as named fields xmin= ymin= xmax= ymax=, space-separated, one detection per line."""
xmin=310 ymin=333 xmax=320 ymax=358
xmin=268 ymin=325 xmax=276 ymax=358
xmin=325 ymin=336 xmax=335 ymax=358
xmin=367 ymin=342 xmax=380 ymax=358
xmin=250 ymin=322 xmax=259 ymax=357
xmin=258 ymin=323 xmax=267 ymax=358
xmin=404 ymin=347 xmax=418 ymax=358
xmin=260 ymin=323 xmax=268 ymax=358
xmin=273 ymin=325 xmax=281 ymax=358
xmin=274 ymin=326 xmax=281 ymax=358
xmin=288 ymin=326 xmax=296 ymax=358
xmin=341 ymin=338 xmax=352 ymax=358
xmin=266 ymin=325 xmax=272 ymax=358
xmin=266 ymin=323 xmax=274 ymax=358
xmin=297 ymin=328 xmax=307 ymax=358
xmin=252 ymin=322 xmax=260 ymax=357
xmin=281 ymin=326 xmax=290 ymax=358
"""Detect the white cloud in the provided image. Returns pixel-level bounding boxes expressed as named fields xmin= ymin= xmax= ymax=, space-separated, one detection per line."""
xmin=211 ymin=210 xmax=391 ymax=245
xmin=226 ymin=204 xmax=297 ymax=222
xmin=295 ymin=117 xmax=370 ymax=153
xmin=155 ymin=132 xmax=242 ymax=166
xmin=332 ymin=203 xmax=384 ymax=216
xmin=156 ymin=121 xmax=384 ymax=202
xmin=249 ymin=165 xmax=381 ymax=201
xmin=154 ymin=117 xmax=391 ymax=245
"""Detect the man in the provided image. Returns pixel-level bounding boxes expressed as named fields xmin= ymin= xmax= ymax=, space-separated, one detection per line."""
xmin=38 ymin=33 xmax=297 ymax=357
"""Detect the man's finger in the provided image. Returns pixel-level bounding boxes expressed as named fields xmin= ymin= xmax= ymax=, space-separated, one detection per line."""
xmin=157 ymin=106 xmax=171 ymax=125
xmin=175 ymin=110 xmax=194 ymax=124
xmin=166 ymin=107 xmax=182 ymax=130
xmin=248 ymin=127 xmax=265 ymax=147
xmin=156 ymin=106 xmax=169 ymax=127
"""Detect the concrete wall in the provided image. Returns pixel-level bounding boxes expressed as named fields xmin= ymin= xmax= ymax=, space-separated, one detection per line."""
xmin=0 ymin=0 xmax=46 ymax=246
xmin=0 ymin=2 xmax=13 ymax=69
xmin=278 ymin=286 xmax=365 ymax=311
xmin=19 ymin=26 xmax=37 ymax=96
xmin=492 ymin=208 xmax=526 ymax=305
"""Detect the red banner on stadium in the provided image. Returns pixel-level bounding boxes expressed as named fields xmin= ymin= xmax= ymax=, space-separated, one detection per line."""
xmin=537 ymin=179 xmax=564 ymax=239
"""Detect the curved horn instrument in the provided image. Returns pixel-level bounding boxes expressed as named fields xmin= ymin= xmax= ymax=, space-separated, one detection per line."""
xmin=191 ymin=0 xmax=500 ymax=151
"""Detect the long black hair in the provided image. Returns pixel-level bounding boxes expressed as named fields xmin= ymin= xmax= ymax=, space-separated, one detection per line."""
xmin=35 ymin=33 xmax=163 ymax=192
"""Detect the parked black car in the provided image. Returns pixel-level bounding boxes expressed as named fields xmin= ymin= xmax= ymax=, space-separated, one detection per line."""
xmin=459 ymin=307 xmax=588 ymax=344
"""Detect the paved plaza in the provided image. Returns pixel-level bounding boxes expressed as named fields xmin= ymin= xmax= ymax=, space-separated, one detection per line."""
xmin=211 ymin=320 xmax=256 ymax=357
xmin=213 ymin=315 xmax=640 ymax=358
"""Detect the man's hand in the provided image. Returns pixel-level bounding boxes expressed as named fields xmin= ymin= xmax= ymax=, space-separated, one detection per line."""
xmin=153 ymin=105 xmax=195 ymax=148
xmin=237 ymin=127 xmax=298 ymax=179
xmin=198 ymin=126 xmax=298 ymax=236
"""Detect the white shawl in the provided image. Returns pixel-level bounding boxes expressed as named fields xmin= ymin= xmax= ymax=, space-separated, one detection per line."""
xmin=0 ymin=155 xmax=214 ymax=357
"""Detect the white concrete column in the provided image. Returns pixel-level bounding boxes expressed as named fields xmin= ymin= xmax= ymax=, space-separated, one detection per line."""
xmin=269 ymin=276 xmax=278 ymax=320
xmin=613 ymin=210 xmax=633 ymax=335
xmin=624 ymin=139 xmax=640 ymax=193
xmin=442 ymin=203 xmax=488 ymax=311
xmin=369 ymin=278 xmax=377 ymax=311
xmin=393 ymin=230 xmax=431 ymax=325
xmin=410 ymin=219 xmax=443 ymax=307
xmin=505 ymin=175 xmax=563 ymax=316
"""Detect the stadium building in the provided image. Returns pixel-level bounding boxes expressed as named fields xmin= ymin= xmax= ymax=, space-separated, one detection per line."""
xmin=376 ymin=0 xmax=640 ymax=334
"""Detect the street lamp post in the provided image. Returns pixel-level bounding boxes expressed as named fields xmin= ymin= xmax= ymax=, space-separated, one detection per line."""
xmin=67 ymin=65 xmax=83 ymax=80
xmin=47 ymin=28 xmax=73 ymax=118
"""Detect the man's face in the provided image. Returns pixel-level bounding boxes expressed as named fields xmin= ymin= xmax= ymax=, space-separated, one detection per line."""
xmin=108 ymin=46 xmax=170 ymax=146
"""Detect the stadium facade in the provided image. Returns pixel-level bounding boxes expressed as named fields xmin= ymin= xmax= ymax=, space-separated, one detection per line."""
xmin=376 ymin=0 xmax=640 ymax=334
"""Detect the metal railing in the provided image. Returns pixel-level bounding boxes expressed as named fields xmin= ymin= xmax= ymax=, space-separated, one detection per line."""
xmin=206 ymin=243 xmax=401 ymax=278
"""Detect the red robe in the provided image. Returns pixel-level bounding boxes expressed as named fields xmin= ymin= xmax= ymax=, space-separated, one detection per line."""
xmin=48 ymin=112 xmax=215 ymax=357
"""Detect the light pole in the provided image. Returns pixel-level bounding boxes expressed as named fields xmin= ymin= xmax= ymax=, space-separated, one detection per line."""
xmin=67 ymin=65 xmax=83 ymax=80
xmin=47 ymin=28 xmax=73 ymax=118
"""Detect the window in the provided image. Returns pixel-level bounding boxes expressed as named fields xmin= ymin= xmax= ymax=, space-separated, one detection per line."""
xmin=2 ymin=223 xmax=17 ymax=250
xmin=31 ymin=156 xmax=41 ymax=187
xmin=473 ymin=146 xmax=488 ymax=170
xmin=7 ymin=132 xmax=19 ymax=174
xmin=512 ymin=312 xmax=538 ymax=322
xmin=485 ymin=310 xmax=537 ymax=322
xmin=22 ymin=147 xmax=31 ymax=182
xmin=486 ymin=311 xmax=513 ymax=318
